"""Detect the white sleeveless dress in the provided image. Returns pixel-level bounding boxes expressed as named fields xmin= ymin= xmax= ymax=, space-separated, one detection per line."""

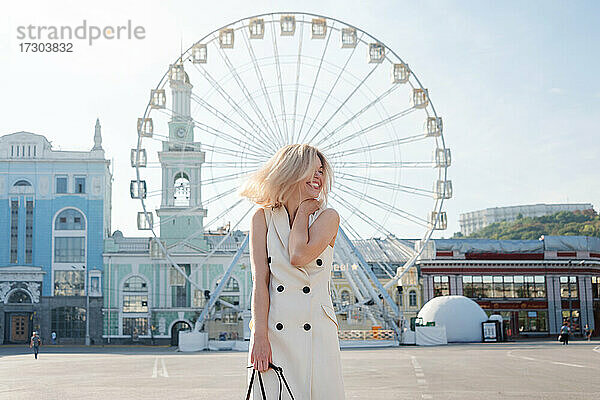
xmin=248 ymin=205 xmax=345 ymax=399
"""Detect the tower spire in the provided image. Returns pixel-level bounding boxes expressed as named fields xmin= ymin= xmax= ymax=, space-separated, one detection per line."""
xmin=93 ymin=118 xmax=103 ymax=151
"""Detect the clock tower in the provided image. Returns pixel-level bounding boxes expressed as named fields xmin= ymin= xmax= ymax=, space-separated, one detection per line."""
xmin=156 ymin=62 xmax=208 ymax=250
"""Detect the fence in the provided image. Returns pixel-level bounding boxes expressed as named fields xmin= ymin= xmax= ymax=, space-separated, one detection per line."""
xmin=338 ymin=329 xmax=396 ymax=340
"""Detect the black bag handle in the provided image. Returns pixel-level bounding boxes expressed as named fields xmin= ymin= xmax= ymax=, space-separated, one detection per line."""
xmin=245 ymin=363 xmax=295 ymax=400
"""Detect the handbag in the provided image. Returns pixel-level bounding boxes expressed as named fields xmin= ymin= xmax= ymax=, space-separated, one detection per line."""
xmin=245 ymin=363 xmax=295 ymax=400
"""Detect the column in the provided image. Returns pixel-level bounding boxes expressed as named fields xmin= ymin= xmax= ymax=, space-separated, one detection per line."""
xmin=422 ymin=275 xmax=434 ymax=304
xmin=546 ymin=275 xmax=562 ymax=335
xmin=578 ymin=275 xmax=594 ymax=333
xmin=450 ymin=275 xmax=463 ymax=296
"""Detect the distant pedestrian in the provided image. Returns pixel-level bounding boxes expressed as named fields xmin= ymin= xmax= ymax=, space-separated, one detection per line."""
xmin=584 ymin=324 xmax=592 ymax=341
xmin=559 ymin=322 xmax=571 ymax=345
xmin=51 ymin=331 xmax=57 ymax=345
xmin=30 ymin=331 xmax=42 ymax=359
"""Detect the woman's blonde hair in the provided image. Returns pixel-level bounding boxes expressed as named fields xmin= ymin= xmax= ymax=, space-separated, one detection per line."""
xmin=239 ymin=144 xmax=333 ymax=208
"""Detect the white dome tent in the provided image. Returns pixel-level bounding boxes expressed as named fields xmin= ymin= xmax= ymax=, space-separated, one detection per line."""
xmin=417 ymin=295 xmax=488 ymax=342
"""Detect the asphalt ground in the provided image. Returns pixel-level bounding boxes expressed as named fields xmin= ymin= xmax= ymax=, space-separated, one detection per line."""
xmin=1 ymin=340 xmax=599 ymax=399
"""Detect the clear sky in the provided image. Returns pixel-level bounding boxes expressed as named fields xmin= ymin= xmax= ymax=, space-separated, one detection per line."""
xmin=2 ymin=0 xmax=599 ymax=239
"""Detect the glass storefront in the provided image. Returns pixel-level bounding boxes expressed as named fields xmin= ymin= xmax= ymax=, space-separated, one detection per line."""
xmin=462 ymin=275 xmax=546 ymax=299
xmin=561 ymin=309 xmax=580 ymax=333
xmin=518 ymin=310 xmax=548 ymax=333
xmin=433 ymin=276 xmax=450 ymax=297
xmin=560 ymin=276 xmax=578 ymax=299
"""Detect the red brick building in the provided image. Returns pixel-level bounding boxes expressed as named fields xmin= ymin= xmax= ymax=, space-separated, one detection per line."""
xmin=418 ymin=235 xmax=600 ymax=337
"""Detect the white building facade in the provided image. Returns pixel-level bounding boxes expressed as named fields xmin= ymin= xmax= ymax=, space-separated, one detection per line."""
xmin=459 ymin=203 xmax=594 ymax=236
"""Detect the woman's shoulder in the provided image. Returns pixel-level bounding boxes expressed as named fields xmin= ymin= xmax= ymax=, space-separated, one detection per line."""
xmin=318 ymin=206 xmax=339 ymax=220
xmin=310 ymin=206 xmax=339 ymax=226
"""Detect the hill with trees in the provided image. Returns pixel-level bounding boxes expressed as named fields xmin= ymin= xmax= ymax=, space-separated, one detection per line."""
xmin=452 ymin=209 xmax=600 ymax=240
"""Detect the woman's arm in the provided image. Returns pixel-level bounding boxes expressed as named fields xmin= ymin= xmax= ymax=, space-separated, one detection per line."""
xmin=249 ymin=208 xmax=272 ymax=372
xmin=289 ymin=201 xmax=339 ymax=266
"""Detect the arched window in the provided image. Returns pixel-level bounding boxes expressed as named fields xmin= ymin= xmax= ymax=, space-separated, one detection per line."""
xmin=55 ymin=209 xmax=85 ymax=230
xmin=173 ymin=172 xmax=190 ymax=207
xmin=409 ymin=290 xmax=418 ymax=307
xmin=123 ymin=276 xmax=148 ymax=292
xmin=7 ymin=290 xmax=31 ymax=304
xmin=221 ymin=277 xmax=240 ymax=292
xmin=51 ymin=307 xmax=86 ymax=338
xmin=14 ymin=180 xmax=31 ymax=186
xmin=122 ymin=276 xmax=149 ymax=313
xmin=122 ymin=276 xmax=149 ymax=336
xmin=396 ymin=288 xmax=403 ymax=307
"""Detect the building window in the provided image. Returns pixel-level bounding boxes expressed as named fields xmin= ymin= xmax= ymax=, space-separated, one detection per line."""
xmin=51 ymin=307 xmax=86 ymax=338
xmin=215 ymin=277 xmax=240 ymax=318
xmin=7 ymin=290 xmax=32 ymax=304
xmin=123 ymin=295 xmax=149 ymax=313
xmin=409 ymin=290 xmax=417 ymax=307
xmin=461 ymin=275 xmax=546 ymax=299
xmin=54 ymin=270 xmax=85 ymax=296
xmin=56 ymin=176 xmax=68 ymax=193
xmin=54 ymin=237 xmax=85 ymax=262
xmin=518 ymin=310 xmax=548 ymax=333
xmin=170 ymin=266 xmax=186 ymax=286
xmin=55 ymin=209 xmax=85 ymax=230
xmin=462 ymin=276 xmax=473 ymax=297
xmin=123 ymin=276 xmax=149 ymax=313
xmin=592 ymin=277 xmax=600 ymax=299
xmin=532 ymin=276 xmax=546 ymax=298
xmin=192 ymin=289 xmax=207 ymax=308
xmin=25 ymin=199 xmax=33 ymax=263
xmin=75 ymin=177 xmax=86 ymax=194
xmin=10 ymin=199 xmax=18 ymax=263
xmin=433 ymin=276 xmax=450 ymax=297
xmin=173 ymin=172 xmax=190 ymax=207
xmin=170 ymin=265 xmax=189 ymax=307
xmin=123 ymin=317 xmax=148 ymax=336
xmin=562 ymin=309 xmax=580 ymax=332
xmin=123 ymin=276 xmax=147 ymax=292
xmin=560 ymin=276 xmax=578 ymax=298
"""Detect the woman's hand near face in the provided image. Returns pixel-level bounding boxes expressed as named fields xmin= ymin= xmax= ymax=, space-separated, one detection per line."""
xmin=298 ymin=198 xmax=320 ymax=216
xmin=250 ymin=332 xmax=272 ymax=372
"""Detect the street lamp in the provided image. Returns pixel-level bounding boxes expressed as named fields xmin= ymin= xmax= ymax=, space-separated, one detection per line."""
xmin=85 ymin=265 xmax=90 ymax=346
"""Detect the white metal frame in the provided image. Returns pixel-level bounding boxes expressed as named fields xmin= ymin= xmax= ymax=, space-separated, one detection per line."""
xmin=134 ymin=12 xmax=451 ymax=340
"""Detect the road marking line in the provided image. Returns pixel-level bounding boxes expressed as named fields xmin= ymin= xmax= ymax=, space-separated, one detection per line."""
xmin=507 ymin=350 xmax=586 ymax=368
xmin=593 ymin=345 xmax=600 ymax=354
xmin=161 ymin=358 xmax=169 ymax=377
xmin=415 ymin=372 xmax=425 ymax=378
xmin=422 ymin=395 xmax=433 ymax=399
xmin=152 ymin=357 xmax=158 ymax=378
xmin=551 ymin=361 xmax=585 ymax=368
xmin=417 ymin=379 xmax=427 ymax=385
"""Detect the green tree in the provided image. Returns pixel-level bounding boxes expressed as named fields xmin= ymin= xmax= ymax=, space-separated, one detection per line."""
xmin=452 ymin=209 xmax=600 ymax=239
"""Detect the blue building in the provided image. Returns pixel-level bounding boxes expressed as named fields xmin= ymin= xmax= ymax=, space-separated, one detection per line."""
xmin=0 ymin=121 xmax=112 ymax=344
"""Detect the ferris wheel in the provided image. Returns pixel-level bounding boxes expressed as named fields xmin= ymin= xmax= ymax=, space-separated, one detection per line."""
xmin=131 ymin=12 xmax=451 ymax=336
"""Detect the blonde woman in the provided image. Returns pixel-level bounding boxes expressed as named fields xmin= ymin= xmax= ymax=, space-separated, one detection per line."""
xmin=241 ymin=144 xmax=345 ymax=399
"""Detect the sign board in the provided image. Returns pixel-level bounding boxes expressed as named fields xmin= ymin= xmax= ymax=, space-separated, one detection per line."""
xmin=482 ymin=321 xmax=500 ymax=342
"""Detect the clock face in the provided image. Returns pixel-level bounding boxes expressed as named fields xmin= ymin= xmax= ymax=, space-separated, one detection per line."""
xmin=176 ymin=127 xmax=186 ymax=138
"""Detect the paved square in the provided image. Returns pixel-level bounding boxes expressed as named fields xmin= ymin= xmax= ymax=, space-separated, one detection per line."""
xmin=1 ymin=341 xmax=599 ymax=399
